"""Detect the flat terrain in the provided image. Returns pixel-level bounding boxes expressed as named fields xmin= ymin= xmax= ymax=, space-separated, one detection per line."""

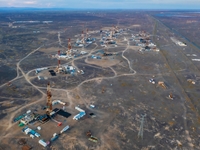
xmin=0 ymin=10 xmax=200 ymax=150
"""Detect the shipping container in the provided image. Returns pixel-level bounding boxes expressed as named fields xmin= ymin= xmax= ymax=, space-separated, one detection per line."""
xmin=60 ymin=125 xmax=69 ymax=133
xmin=35 ymin=133 xmax=40 ymax=138
xmin=50 ymin=135 xmax=59 ymax=142
xmin=38 ymin=140 xmax=47 ymax=147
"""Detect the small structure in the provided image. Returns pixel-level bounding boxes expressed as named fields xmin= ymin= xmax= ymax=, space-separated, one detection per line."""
xmin=80 ymin=51 xmax=87 ymax=55
xmin=85 ymin=37 xmax=95 ymax=44
xmin=38 ymin=139 xmax=47 ymax=147
xmin=24 ymin=128 xmax=31 ymax=135
xmin=80 ymin=70 xmax=84 ymax=74
xmin=89 ymin=113 xmax=96 ymax=118
xmin=20 ymin=113 xmax=35 ymax=125
xmin=18 ymin=122 xmax=25 ymax=127
xmin=51 ymin=133 xmax=59 ymax=142
xmin=49 ymin=70 xmax=56 ymax=76
xmin=58 ymin=122 xmax=62 ymax=126
xmin=13 ymin=113 xmax=26 ymax=122
xmin=63 ymin=65 xmax=76 ymax=74
xmin=73 ymin=112 xmax=86 ymax=120
xmin=73 ymin=106 xmax=86 ymax=120
xmin=30 ymin=134 xmax=34 ymax=139
xmin=75 ymin=106 xmax=85 ymax=112
xmin=26 ymin=110 xmax=31 ymax=114
xmin=171 ymin=37 xmax=187 ymax=46
xmin=53 ymin=108 xmax=71 ymax=118
xmin=38 ymin=114 xmax=49 ymax=123
xmin=35 ymin=132 xmax=40 ymax=138
xmin=90 ymin=104 xmax=95 ymax=108
xmin=35 ymin=67 xmax=48 ymax=74
xmin=60 ymin=125 xmax=70 ymax=134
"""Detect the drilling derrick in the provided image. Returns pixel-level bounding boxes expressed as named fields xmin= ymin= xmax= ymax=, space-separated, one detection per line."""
xmin=86 ymin=29 xmax=89 ymax=39
xmin=67 ymin=38 xmax=72 ymax=56
xmin=112 ymin=25 xmax=115 ymax=34
xmin=46 ymin=83 xmax=52 ymax=115
xmin=115 ymin=26 xmax=119 ymax=33
xmin=58 ymin=50 xmax=60 ymax=68
xmin=81 ymin=31 xmax=85 ymax=44
xmin=55 ymin=50 xmax=61 ymax=73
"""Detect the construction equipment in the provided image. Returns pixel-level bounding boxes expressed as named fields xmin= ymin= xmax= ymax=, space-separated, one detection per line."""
xmin=187 ymin=79 xmax=195 ymax=84
xmin=102 ymin=86 xmax=105 ymax=93
xmin=86 ymin=130 xmax=92 ymax=137
xmin=88 ymin=136 xmax=98 ymax=143
xmin=157 ymin=81 xmax=166 ymax=89
xmin=86 ymin=130 xmax=98 ymax=143
xmin=46 ymin=83 xmax=53 ymax=115
xmin=7 ymin=81 xmax=12 ymax=86
xmin=168 ymin=93 xmax=173 ymax=100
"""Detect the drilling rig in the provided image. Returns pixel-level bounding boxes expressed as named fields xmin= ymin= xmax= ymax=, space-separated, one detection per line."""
xmin=81 ymin=31 xmax=85 ymax=44
xmin=46 ymin=83 xmax=52 ymax=115
xmin=67 ymin=38 xmax=72 ymax=56
xmin=55 ymin=50 xmax=61 ymax=73
xmin=86 ymin=28 xmax=89 ymax=39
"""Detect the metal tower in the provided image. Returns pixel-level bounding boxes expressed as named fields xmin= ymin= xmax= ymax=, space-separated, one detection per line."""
xmin=138 ymin=114 xmax=146 ymax=139
xmin=46 ymin=83 xmax=52 ymax=115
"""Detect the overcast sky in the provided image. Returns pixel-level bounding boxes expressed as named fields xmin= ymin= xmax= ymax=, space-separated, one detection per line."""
xmin=0 ymin=0 xmax=200 ymax=9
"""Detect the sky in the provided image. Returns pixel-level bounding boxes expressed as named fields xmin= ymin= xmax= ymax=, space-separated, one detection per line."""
xmin=0 ymin=0 xmax=200 ymax=9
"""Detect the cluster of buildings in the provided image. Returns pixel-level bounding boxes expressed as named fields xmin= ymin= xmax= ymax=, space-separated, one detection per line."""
xmin=100 ymin=27 xmax=122 ymax=47
xmin=132 ymin=33 xmax=159 ymax=52
xmin=22 ymin=127 xmax=41 ymax=138
xmin=22 ymin=125 xmax=69 ymax=148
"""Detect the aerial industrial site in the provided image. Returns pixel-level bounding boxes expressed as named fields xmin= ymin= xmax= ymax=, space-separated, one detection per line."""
xmin=0 ymin=10 xmax=200 ymax=150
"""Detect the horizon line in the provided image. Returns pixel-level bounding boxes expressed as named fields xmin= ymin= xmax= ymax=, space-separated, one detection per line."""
xmin=0 ymin=7 xmax=200 ymax=11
